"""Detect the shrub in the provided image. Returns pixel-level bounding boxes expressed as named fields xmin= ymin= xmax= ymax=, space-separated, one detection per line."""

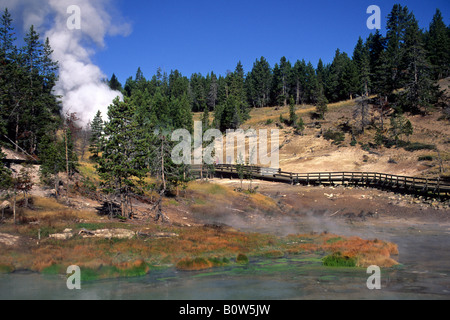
xmin=236 ymin=253 xmax=249 ymax=264
xmin=323 ymin=129 xmax=345 ymax=145
xmin=403 ymin=142 xmax=436 ymax=152
xmin=418 ymin=155 xmax=433 ymax=161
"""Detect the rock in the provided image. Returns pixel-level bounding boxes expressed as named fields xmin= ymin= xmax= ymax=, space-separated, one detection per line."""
xmin=49 ymin=232 xmax=73 ymax=240
xmin=153 ymin=232 xmax=178 ymax=238
xmin=79 ymin=228 xmax=135 ymax=239
xmin=0 ymin=201 xmax=11 ymax=210
xmin=0 ymin=233 xmax=20 ymax=246
xmin=137 ymin=231 xmax=178 ymax=238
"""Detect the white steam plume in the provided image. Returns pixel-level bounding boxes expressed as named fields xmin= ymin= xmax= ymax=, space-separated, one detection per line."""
xmin=0 ymin=0 xmax=131 ymax=125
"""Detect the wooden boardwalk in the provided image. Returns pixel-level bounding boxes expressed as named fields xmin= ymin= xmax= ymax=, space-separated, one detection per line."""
xmin=191 ymin=164 xmax=450 ymax=200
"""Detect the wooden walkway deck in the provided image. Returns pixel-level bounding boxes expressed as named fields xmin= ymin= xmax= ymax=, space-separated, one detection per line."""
xmin=191 ymin=164 xmax=450 ymax=200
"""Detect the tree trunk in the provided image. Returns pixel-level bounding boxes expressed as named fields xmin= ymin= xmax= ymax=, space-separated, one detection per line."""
xmin=54 ymin=172 xmax=59 ymax=199
xmin=120 ymin=191 xmax=125 ymax=218
xmin=24 ymin=191 xmax=28 ymax=208
xmin=128 ymin=193 xmax=133 ymax=219
xmin=161 ymin=138 xmax=166 ymax=191
xmin=13 ymin=185 xmax=17 ymax=225
xmin=65 ymin=128 xmax=70 ymax=200
xmin=15 ymin=114 xmax=19 ymax=153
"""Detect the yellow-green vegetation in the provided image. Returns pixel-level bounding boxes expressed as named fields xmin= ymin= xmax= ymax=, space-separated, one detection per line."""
xmin=0 ymin=205 xmax=399 ymax=280
xmin=78 ymin=161 xmax=99 ymax=182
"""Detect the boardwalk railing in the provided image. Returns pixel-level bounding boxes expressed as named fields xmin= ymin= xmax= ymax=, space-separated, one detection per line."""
xmin=191 ymin=164 xmax=450 ymax=199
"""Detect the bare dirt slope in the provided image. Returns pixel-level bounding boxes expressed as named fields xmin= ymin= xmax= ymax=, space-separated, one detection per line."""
xmin=234 ymin=78 xmax=450 ymax=178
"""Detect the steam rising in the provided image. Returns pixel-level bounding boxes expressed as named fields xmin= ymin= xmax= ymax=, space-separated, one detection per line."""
xmin=0 ymin=0 xmax=131 ymax=124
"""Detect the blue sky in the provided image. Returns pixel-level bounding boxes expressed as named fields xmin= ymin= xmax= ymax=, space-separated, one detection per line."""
xmin=93 ymin=0 xmax=449 ymax=84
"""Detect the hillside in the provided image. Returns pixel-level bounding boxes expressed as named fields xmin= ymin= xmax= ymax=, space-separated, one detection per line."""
xmin=198 ymin=78 xmax=450 ymax=180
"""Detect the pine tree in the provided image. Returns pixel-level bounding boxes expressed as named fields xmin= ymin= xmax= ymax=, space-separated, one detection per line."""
xmin=315 ymin=83 xmax=328 ymax=120
xmin=353 ymin=37 xmax=371 ymax=96
xmin=295 ymin=117 xmax=305 ymax=136
xmin=41 ymin=38 xmax=58 ymax=90
xmin=22 ymin=25 xmax=42 ymax=81
xmin=108 ymin=73 xmax=123 ymax=92
xmin=148 ymin=130 xmax=190 ymax=220
xmin=202 ymin=104 xmax=210 ymax=129
xmin=390 ymin=114 xmax=413 ymax=143
xmin=304 ymin=62 xmax=318 ymax=104
xmin=170 ymin=92 xmax=193 ymax=132
xmin=316 ymin=59 xmax=326 ymax=88
xmin=214 ymin=94 xmax=243 ymax=132
xmin=379 ymin=4 xmax=411 ymax=93
xmin=206 ymin=71 xmax=218 ymax=110
xmin=292 ymin=59 xmax=307 ymax=105
xmin=425 ymin=9 xmax=450 ymax=79
xmin=135 ymin=67 xmax=145 ymax=83
xmin=97 ymin=97 xmax=147 ymax=219
xmin=16 ymin=166 xmax=33 ymax=207
xmin=342 ymin=58 xmax=359 ymax=100
xmin=230 ymin=61 xmax=249 ymax=120
xmin=89 ymin=110 xmax=103 ymax=159
xmin=0 ymin=8 xmax=16 ymax=60
xmin=123 ymin=76 xmax=135 ymax=97
xmin=169 ymin=69 xmax=189 ymax=100
xmin=366 ymin=30 xmax=386 ymax=93
xmin=328 ymin=49 xmax=357 ymax=101
xmin=39 ymin=130 xmax=75 ymax=198
xmin=248 ymin=57 xmax=272 ymax=108
xmin=401 ymin=13 xmax=440 ymax=114
xmin=190 ymin=72 xmax=207 ymax=112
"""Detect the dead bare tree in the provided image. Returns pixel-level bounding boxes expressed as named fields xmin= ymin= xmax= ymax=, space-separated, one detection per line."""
xmin=353 ymin=95 xmax=371 ymax=134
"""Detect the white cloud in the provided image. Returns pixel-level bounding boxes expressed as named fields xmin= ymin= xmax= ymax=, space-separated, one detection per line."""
xmin=0 ymin=0 xmax=131 ymax=124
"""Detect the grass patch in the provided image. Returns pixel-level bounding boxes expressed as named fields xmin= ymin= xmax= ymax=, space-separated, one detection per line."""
xmin=322 ymin=252 xmax=357 ymax=267
xmin=41 ymin=264 xmax=65 ymax=275
xmin=0 ymin=264 xmax=14 ymax=273
xmin=76 ymin=222 xmax=107 ymax=230
xmin=248 ymin=192 xmax=277 ymax=211
xmin=325 ymin=237 xmax=344 ymax=244
xmin=176 ymin=257 xmax=213 ymax=271
xmin=260 ymin=250 xmax=284 ymax=259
